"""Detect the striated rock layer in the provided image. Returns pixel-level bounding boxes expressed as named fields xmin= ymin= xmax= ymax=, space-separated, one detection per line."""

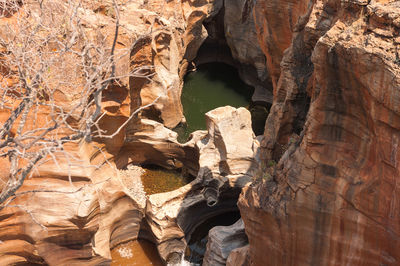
xmin=0 ymin=0 xmax=262 ymax=265
xmin=1 ymin=0 xmax=399 ymax=265
xmin=0 ymin=104 xmax=259 ymax=264
xmin=239 ymin=0 xmax=400 ymax=265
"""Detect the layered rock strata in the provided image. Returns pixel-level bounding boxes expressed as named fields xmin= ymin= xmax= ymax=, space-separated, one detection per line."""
xmin=239 ymin=0 xmax=400 ymax=265
xmin=0 ymin=159 xmax=147 ymax=265
xmin=0 ymin=103 xmax=258 ymax=265
xmin=0 ymin=0 xmax=262 ymax=264
xmin=2 ymin=0 xmax=398 ymax=265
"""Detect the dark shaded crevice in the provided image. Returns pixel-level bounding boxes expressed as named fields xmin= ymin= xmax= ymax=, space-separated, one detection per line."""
xmin=178 ymin=187 xmax=242 ymax=240
xmin=181 ymin=6 xmax=271 ymax=137
xmin=293 ymin=92 xmax=311 ymax=135
xmin=271 ymin=33 xmax=313 ymax=162
xmin=194 ymin=3 xmax=234 ymax=68
xmin=250 ymin=101 xmax=272 ymax=136
xmin=140 ymin=106 xmax=163 ymax=124
xmin=291 ymin=33 xmax=313 ymax=137
xmin=184 ymin=211 xmax=242 ymax=264
xmin=177 ymin=180 xmax=243 ymax=264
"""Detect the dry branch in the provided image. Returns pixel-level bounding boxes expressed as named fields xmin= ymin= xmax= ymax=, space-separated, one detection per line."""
xmin=0 ymin=0 xmax=160 ymax=208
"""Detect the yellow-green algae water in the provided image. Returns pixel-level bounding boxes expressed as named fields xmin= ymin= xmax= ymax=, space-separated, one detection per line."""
xmin=174 ymin=63 xmax=253 ymax=143
xmin=141 ymin=165 xmax=193 ymax=195
xmin=111 ymin=167 xmax=193 ymax=265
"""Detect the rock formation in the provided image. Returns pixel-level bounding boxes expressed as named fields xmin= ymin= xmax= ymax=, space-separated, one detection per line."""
xmin=0 ymin=159 xmax=147 ymax=265
xmin=239 ymin=0 xmax=400 ymax=265
xmin=224 ymin=0 xmax=272 ymax=103
xmin=0 ymin=0 xmax=260 ymax=264
xmin=1 ymin=0 xmax=399 ymax=265
xmin=145 ymin=106 xmax=258 ymax=263
xmin=203 ymin=218 xmax=248 ymax=266
xmin=226 ymin=244 xmax=250 ymax=266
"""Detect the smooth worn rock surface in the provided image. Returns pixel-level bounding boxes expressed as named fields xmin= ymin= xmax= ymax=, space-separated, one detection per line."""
xmin=0 ymin=0 xmax=235 ymax=264
xmin=145 ymin=106 xmax=258 ymax=264
xmin=125 ymin=0 xmax=225 ymax=129
xmin=223 ymin=0 xmax=272 ymax=103
xmin=0 ymin=158 xmax=146 ymax=265
xmin=200 ymin=106 xmax=259 ymax=176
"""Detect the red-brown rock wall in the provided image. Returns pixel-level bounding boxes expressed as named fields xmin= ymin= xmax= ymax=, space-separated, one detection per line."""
xmin=239 ymin=0 xmax=400 ymax=265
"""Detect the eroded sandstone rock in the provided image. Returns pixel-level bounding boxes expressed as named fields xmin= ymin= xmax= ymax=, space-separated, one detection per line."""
xmin=144 ymin=106 xmax=258 ymax=264
xmin=0 ymin=1 xmax=237 ymax=264
xmin=2 ymin=0 xmax=398 ymax=265
xmin=0 ymin=158 xmax=146 ymax=265
xmin=240 ymin=0 xmax=400 ymax=265
xmin=224 ymin=0 xmax=272 ymax=103
xmin=200 ymin=106 xmax=259 ymax=177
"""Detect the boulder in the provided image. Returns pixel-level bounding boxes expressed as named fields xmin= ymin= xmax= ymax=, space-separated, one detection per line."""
xmin=203 ymin=219 xmax=248 ymax=266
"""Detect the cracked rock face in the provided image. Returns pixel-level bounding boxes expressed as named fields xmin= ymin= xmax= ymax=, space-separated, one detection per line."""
xmin=200 ymin=106 xmax=259 ymax=177
xmin=239 ymin=0 xmax=400 ymax=265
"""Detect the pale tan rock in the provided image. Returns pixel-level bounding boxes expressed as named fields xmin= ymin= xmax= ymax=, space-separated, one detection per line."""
xmin=200 ymin=106 xmax=259 ymax=176
xmin=144 ymin=106 xmax=258 ymax=264
xmin=0 ymin=157 xmax=146 ymax=265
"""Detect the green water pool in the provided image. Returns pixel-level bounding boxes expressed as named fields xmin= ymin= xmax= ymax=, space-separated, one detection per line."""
xmin=141 ymin=165 xmax=194 ymax=195
xmin=174 ymin=63 xmax=253 ymax=143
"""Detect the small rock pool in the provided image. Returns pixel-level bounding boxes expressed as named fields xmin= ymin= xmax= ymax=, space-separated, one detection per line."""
xmin=174 ymin=62 xmax=254 ymax=143
xmin=141 ymin=165 xmax=194 ymax=195
xmin=111 ymin=239 xmax=163 ymax=266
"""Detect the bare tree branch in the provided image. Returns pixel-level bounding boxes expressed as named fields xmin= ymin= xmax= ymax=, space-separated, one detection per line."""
xmin=0 ymin=0 xmax=160 ymax=209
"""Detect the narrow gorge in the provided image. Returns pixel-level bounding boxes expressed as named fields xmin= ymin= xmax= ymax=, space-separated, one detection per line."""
xmin=0 ymin=0 xmax=399 ymax=266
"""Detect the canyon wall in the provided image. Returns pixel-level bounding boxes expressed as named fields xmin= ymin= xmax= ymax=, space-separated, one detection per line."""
xmin=1 ymin=0 xmax=399 ymax=265
xmin=0 ymin=0 xmax=232 ymax=264
xmin=239 ymin=0 xmax=400 ymax=265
